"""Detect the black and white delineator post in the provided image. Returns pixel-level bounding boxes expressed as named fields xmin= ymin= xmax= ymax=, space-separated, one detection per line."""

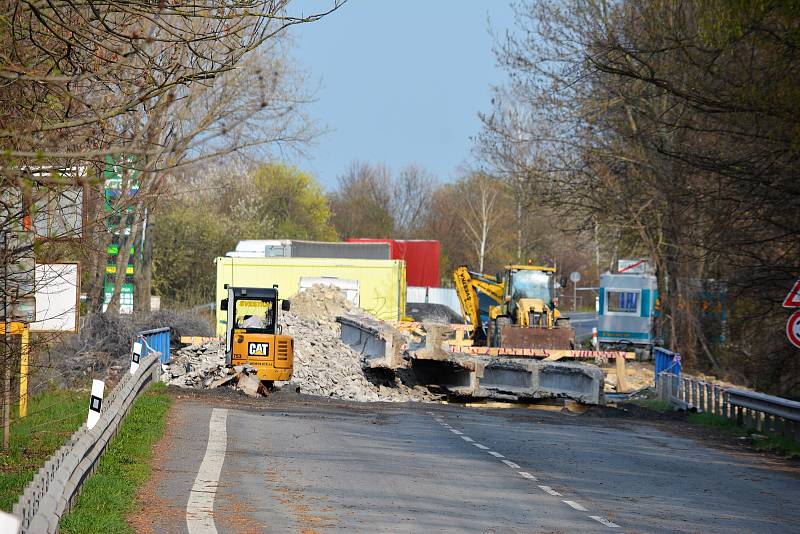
xmin=0 ymin=510 xmax=20 ymax=534
xmin=131 ymin=338 xmax=142 ymax=374
xmin=87 ymin=379 xmax=104 ymax=430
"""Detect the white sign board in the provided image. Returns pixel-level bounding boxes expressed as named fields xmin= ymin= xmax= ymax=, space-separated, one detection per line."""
xmin=31 ymin=263 xmax=80 ymax=333
xmin=618 ymin=259 xmax=653 ymax=274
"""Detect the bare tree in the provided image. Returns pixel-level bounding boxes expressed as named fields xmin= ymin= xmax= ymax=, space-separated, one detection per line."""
xmin=391 ymin=164 xmax=437 ymax=238
xmin=479 ymin=0 xmax=800 ymax=389
xmin=329 ymin=162 xmax=395 ymax=239
xmin=456 ymin=173 xmax=508 ymax=272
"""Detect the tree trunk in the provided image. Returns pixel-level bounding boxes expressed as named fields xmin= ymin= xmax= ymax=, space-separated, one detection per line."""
xmin=134 ymin=208 xmax=153 ymax=313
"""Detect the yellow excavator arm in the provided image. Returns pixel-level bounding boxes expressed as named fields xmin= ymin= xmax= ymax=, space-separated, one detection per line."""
xmin=453 ymin=266 xmax=505 ymax=342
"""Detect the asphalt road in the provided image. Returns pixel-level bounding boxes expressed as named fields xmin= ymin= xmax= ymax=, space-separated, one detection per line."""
xmin=138 ymin=391 xmax=800 ymax=534
xmin=567 ymin=311 xmax=597 ymax=343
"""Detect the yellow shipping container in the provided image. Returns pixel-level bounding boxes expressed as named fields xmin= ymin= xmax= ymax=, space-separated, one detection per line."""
xmin=214 ymin=256 xmax=406 ymax=335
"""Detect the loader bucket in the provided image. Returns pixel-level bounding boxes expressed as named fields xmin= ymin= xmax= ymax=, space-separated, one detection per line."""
xmin=498 ymin=325 xmax=575 ymax=350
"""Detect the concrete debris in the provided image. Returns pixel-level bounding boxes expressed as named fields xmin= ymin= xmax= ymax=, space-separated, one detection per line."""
xmin=290 ymin=284 xmax=353 ymax=322
xmin=160 ymin=342 xmax=267 ymax=397
xmin=160 ymin=284 xmax=437 ymax=403
xmin=283 ymin=310 xmax=435 ymax=403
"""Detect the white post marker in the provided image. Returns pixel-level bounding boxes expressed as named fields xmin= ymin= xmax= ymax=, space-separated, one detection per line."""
xmin=0 ymin=511 xmax=20 ymax=534
xmin=591 ymin=327 xmax=598 ymax=349
xmin=87 ymin=379 xmax=104 ymax=430
xmin=130 ymin=340 xmax=143 ymax=374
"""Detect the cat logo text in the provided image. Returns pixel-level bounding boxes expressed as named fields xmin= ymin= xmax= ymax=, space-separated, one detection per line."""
xmin=248 ymin=342 xmax=270 ymax=356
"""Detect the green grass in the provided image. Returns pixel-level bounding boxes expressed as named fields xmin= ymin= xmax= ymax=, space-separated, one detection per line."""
xmin=687 ymin=412 xmax=800 ymax=458
xmin=60 ymin=383 xmax=172 ymax=534
xmin=0 ymin=389 xmax=87 ymax=512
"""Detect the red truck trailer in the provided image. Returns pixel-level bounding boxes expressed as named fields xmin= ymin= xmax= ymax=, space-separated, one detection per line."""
xmin=346 ymin=238 xmax=440 ymax=287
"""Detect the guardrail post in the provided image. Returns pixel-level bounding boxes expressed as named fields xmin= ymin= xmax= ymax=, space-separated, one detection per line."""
xmin=724 ymin=391 xmax=731 ymax=420
xmin=698 ymin=382 xmax=705 ymax=412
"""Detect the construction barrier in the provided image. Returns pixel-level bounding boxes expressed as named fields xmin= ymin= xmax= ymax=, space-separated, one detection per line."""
xmin=138 ymin=327 xmax=171 ymax=364
xmin=654 ymin=346 xmax=681 ymax=384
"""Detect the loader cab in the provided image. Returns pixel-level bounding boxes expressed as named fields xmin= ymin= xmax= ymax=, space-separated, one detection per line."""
xmin=504 ymin=265 xmax=558 ymax=326
xmin=220 ymin=286 xmax=293 ymax=382
xmin=507 ymin=267 xmax=554 ymax=303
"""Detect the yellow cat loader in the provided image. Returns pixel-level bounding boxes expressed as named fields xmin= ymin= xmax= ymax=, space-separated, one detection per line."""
xmin=453 ymin=265 xmax=575 ymax=350
xmin=221 ymin=285 xmax=293 ymax=383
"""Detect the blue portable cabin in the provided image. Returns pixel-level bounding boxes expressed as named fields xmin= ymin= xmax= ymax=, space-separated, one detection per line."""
xmin=598 ymin=271 xmax=658 ymax=351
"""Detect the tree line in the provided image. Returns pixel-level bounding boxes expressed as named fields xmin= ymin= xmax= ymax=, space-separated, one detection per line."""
xmin=151 ymin=158 xmax=597 ymax=309
xmin=478 ymin=0 xmax=800 ymax=394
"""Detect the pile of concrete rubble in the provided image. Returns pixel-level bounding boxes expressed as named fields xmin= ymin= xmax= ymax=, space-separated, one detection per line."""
xmin=159 ymin=341 xmax=268 ymax=397
xmin=161 ymin=285 xmax=436 ymax=402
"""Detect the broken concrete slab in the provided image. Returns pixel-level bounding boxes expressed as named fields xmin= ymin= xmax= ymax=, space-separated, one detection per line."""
xmin=237 ymin=372 xmax=262 ymax=397
xmin=337 ymin=314 xmax=407 ymax=369
xmin=336 ymin=316 xmax=608 ymax=404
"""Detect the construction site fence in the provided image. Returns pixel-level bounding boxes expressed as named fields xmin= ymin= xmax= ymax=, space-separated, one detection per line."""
xmin=657 ymin=372 xmax=800 ymax=444
xmin=11 ymin=351 xmax=162 ymax=533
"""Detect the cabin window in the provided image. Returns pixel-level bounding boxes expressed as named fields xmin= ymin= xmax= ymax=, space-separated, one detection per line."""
xmin=606 ymin=290 xmax=639 ymax=314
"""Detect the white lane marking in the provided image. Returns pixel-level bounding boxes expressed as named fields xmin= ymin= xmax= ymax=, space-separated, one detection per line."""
xmin=589 ymin=516 xmax=620 ymax=528
xmin=538 ymin=485 xmax=562 ymax=497
xmin=563 ymin=500 xmax=588 ymax=512
xmin=187 ymin=408 xmax=229 ymax=534
xmin=434 ymin=417 xmax=622 ymax=530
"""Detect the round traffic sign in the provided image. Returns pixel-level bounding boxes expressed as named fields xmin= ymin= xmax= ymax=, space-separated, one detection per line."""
xmin=787 ymin=311 xmax=800 ymax=349
xmin=569 ymin=271 xmax=581 ymax=283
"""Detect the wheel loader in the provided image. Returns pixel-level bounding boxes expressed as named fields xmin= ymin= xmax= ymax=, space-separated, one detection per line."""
xmin=453 ymin=264 xmax=575 ymax=350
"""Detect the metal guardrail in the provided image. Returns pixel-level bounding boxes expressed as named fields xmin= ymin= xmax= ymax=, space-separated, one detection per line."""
xmin=11 ymin=352 xmax=162 ymax=533
xmin=727 ymin=388 xmax=800 ymax=423
xmin=658 ymin=372 xmax=800 ymax=443
xmin=138 ymin=327 xmax=171 ymax=364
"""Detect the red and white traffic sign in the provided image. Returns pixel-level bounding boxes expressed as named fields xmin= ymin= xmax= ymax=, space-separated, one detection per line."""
xmin=783 ymin=279 xmax=800 ymax=308
xmin=787 ymin=311 xmax=800 ymax=349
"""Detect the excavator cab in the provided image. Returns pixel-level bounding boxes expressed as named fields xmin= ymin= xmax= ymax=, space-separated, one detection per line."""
xmin=220 ymin=286 xmax=293 ymax=383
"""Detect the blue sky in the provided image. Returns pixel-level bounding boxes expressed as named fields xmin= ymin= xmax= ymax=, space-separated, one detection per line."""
xmin=287 ymin=1 xmax=517 ymax=189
